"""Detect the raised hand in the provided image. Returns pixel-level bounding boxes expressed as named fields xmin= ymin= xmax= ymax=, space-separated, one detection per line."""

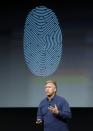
xmin=48 ymin=104 xmax=59 ymax=114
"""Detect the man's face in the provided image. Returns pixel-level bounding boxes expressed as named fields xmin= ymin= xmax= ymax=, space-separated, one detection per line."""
xmin=44 ymin=82 xmax=56 ymax=97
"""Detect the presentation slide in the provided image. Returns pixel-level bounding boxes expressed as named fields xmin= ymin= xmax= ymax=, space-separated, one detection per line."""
xmin=0 ymin=0 xmax=93 ymax=107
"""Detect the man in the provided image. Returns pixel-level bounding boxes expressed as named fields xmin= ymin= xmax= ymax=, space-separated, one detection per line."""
xmin=36 ymin=80 xmax=72 ymax=131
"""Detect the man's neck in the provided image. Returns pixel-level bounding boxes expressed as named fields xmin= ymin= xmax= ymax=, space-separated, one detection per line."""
xmin=47 ymin=94 xmax=56 ymax=101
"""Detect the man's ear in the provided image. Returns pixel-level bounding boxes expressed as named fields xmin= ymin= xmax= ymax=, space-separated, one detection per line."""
xmin=54 ymin=87 xmax=57 ymax=92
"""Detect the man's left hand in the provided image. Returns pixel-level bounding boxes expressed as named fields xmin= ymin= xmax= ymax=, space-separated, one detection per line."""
xmin=48 ymin=104 xmax=59 ymax=114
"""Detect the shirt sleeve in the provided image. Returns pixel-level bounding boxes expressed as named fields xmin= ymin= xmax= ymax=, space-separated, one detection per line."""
xmin=56 ymin=99 xmax=72 ymax=120
xmin=37 ymin=103 xmax=43 ymax=120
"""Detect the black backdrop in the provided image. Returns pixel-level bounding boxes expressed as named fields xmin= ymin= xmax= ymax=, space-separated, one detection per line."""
xmin=0 ymin=108 xmax=93 ymax=131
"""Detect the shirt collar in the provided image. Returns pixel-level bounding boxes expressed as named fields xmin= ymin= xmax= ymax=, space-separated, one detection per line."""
xmin=46 ymin=94 xmax=56 ymax=102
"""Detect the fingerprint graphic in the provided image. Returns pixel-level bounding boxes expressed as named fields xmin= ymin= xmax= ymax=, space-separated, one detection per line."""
xmin=23 ymin=6 xmax=62 ymax=76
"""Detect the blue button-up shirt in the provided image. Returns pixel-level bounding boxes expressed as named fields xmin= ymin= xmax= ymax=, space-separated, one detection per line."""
xmin=37 ymin=95 xmax=72 ymax=131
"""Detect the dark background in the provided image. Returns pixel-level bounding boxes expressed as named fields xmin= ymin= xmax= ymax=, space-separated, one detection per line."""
xmin=0 ymin=107 xmax=93 ymax=131
xmin=0 ymin=0 xmax=93 ymax=130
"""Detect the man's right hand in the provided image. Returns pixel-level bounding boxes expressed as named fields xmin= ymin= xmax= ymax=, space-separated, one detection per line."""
xmin=36 ymin=119 xmax=42 ymax=124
